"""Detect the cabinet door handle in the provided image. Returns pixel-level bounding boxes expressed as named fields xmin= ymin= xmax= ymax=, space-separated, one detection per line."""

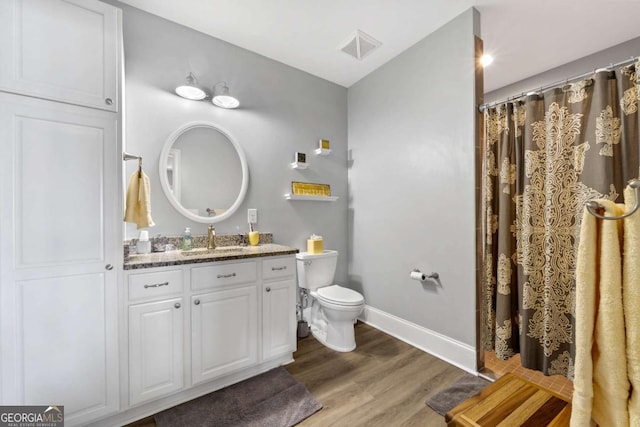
xmin=266 ymin=287 xmax=271 ymax=292
xmin=194 ymin=299 xmax=201 ymax=305
xmin=271 ymin=266 xmax=287 ymax=271
xmin=174 ymin=303 xmax=181 ymax=309
xmin=144 ymin=281 xmax=169 ymax=289
xmin=217 ymin=273 xmax=236 ymax=279
xmin=105 ymin=264 xmax=113 ymax=270
xmin=105 ymin=98 xmax=113 ymax=105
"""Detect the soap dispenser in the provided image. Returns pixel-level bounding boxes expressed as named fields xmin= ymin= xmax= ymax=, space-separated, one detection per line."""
xmin=182 ymin=227 xmax=193 ymax=251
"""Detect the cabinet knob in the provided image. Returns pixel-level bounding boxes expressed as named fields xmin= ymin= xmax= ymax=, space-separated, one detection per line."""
xmin=266 ymin=287 xmax=271 ymax=292
xmin=105 ymin=98 xmax=113 ymax=105
xmin=174 ymin=303 xmax=181 ymax=309
xmin=105 ymin=264 xmax=113 ymax=270
xmin=194 ymin=299 xmax=200 ymax=305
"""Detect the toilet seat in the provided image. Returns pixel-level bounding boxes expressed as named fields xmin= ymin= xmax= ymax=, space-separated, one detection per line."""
xmin=316 ymin=285 xmax=363 ymax=307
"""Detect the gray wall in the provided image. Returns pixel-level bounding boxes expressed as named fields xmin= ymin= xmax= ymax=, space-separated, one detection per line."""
xmin=110 ymin=2 xmax=349 ymax=282
xmin=486 ymin=36 xmax=640 ymax=104
xmin=347 ymin=9 xmax=479 ymax=346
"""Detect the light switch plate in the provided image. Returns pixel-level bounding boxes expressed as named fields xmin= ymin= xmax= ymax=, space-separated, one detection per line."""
xmin=248 ymin=208 xmax=257 ymax=224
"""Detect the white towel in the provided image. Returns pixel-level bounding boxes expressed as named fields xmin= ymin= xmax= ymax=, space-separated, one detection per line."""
xmin=123 ymin=169 xmax=155 ymax=229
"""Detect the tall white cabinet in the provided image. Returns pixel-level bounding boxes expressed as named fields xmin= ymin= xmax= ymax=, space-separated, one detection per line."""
xmin=0 ymin=0 xmax=120 ymax=111
xmin=0 ymin=1 xmax=122 ymax=426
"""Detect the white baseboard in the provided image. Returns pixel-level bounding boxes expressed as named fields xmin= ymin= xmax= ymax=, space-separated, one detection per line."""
xmin=359 ymin=305 xmax=477 ymax=374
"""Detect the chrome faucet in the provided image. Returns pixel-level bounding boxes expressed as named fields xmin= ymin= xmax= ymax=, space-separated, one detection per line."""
xmin=207 ymin=225 xmax=216 ymax=250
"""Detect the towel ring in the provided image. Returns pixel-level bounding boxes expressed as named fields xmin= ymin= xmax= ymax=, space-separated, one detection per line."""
xmin=586 ymin=180 xmax=640 ymax=220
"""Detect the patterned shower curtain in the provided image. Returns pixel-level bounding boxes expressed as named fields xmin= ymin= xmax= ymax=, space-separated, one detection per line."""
xmin=482 ymin=61 xmax=640 ymax=377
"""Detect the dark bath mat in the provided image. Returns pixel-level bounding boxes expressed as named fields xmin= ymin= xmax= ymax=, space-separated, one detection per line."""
xmin=155 ymin=366 xmax=322 ymax=427
xmin=426 ymin=373 xmax=490 ymax=416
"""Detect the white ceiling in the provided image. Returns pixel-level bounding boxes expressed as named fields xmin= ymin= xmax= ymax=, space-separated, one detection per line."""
xmin=118 ymin=0 xmax=640 ymax=92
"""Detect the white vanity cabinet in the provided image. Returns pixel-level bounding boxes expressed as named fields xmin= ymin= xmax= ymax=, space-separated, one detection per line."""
xmin=127 ymin=269 xmax=184 ymax=406
xmin=262 ymin=256 xmax=297 ymax=360
xmin=191 ymin=285 xmax=258 ymax=384
xmin=117 ymin=252 xmax=297 ymax=427
xmin=129 ymin=298 xmax=184 ymax=406
xmin=0 ymin=0 xmax=120 ymax=112
xmin=190 ymin=260 xmax=259 ymax=384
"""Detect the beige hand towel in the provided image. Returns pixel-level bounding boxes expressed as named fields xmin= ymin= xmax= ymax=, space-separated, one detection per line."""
xmin=571 ymin=204 xmax=598 ymax=427
xmin=623 ymin=187 xmax=640 ymax=426
xmin=571 ymin=200 xmax=630 ymax=427
xmin=124 ymin=169 xmax=155 ymax=229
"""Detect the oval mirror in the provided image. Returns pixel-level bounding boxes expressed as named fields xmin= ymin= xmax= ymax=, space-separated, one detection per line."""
xmin=159 ymin=121 xmax=249 ymax=224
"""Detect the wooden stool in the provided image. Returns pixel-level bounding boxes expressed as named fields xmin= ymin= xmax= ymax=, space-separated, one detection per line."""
xmin=445 ymin=373 xmax=572 ymax=426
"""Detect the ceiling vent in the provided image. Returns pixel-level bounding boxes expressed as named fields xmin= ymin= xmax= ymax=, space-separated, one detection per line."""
xmin=339 ymin=30 xmax=382 ymax=61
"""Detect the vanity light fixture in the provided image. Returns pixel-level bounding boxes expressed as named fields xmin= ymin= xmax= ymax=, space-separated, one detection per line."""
xmin=175 ymin=74 xmax=239 ymax=109
xmin=175 ymin=72 xmax=207 ymax=100
xmin=212 ymin=82 xmax=240 ymax=109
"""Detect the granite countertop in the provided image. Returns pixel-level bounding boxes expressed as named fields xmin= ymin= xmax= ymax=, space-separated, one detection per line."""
xmin=124 ymin=243 xmax=299 ymax=270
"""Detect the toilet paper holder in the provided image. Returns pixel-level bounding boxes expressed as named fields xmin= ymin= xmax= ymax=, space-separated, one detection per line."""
xmin=411 ymin=268 xmax=439 ymax=281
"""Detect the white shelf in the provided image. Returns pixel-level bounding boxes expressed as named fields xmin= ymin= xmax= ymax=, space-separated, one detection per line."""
xmin=314 ymin=148 xmax=332 ymax=156
xmin=284 ymin=194 xmax=338 ymax=202
xmin=290 ymin=162 xmax=309 ymax=170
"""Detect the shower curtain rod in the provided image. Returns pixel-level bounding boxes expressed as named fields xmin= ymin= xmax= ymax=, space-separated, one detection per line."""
xmin=479 ymin=55 xmax=639 ymax=112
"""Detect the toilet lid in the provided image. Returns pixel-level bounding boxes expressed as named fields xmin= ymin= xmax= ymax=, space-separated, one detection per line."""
xmin=317 ymin=285 xmax=363 ymax=306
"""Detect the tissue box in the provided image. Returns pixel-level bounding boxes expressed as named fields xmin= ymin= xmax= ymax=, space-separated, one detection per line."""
xmin=307 ymin=239 xmax=323 ymax=254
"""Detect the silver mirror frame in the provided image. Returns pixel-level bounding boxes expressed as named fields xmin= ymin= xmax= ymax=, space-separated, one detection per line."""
xmin=159 ymin=121 xmax=249 ymax=224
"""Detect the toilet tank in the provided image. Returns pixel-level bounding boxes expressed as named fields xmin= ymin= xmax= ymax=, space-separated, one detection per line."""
xmin=296 ymin=250 xmax=338 ymax=290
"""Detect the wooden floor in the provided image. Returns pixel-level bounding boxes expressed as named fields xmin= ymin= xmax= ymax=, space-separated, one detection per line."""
xmin=126 ymin=322 xmax=467 ymax=427
xmin=287 ymin=322 xmax=465 ymax=426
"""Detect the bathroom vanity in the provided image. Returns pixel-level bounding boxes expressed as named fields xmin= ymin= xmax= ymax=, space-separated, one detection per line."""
xmin=116 ymin=245 xmax=298 ymax=425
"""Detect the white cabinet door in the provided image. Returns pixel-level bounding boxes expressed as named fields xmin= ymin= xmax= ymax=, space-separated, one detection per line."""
xmin=0 ymin=0 xmax=120 ymax=111
xmin=262 ymin=279 xmax=296 ymax=360
xmin=129 ymin=298 xmax=184 ymax=406
xmin=191 ymin=286 xmax=258 ymax=385
xmin=0 ymin=92 xmax=119 ymax=425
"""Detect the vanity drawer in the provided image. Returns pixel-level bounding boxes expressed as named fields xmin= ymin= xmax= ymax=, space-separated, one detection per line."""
xmin=262 ymin=256 xmax=295 ymax=280
xmin=128 ymin=269 xmax=183 ymax=301
xmin=191 ymin=261 xmax=257 ymax=290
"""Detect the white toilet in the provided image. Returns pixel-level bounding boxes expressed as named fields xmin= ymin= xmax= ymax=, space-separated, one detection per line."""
xmin=296 ymin=250 xmax=365 ymax=352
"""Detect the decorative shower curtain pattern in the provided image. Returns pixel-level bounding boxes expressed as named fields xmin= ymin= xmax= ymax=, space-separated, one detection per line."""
xmin=482 ymin=61 xmax=640 ymax=377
